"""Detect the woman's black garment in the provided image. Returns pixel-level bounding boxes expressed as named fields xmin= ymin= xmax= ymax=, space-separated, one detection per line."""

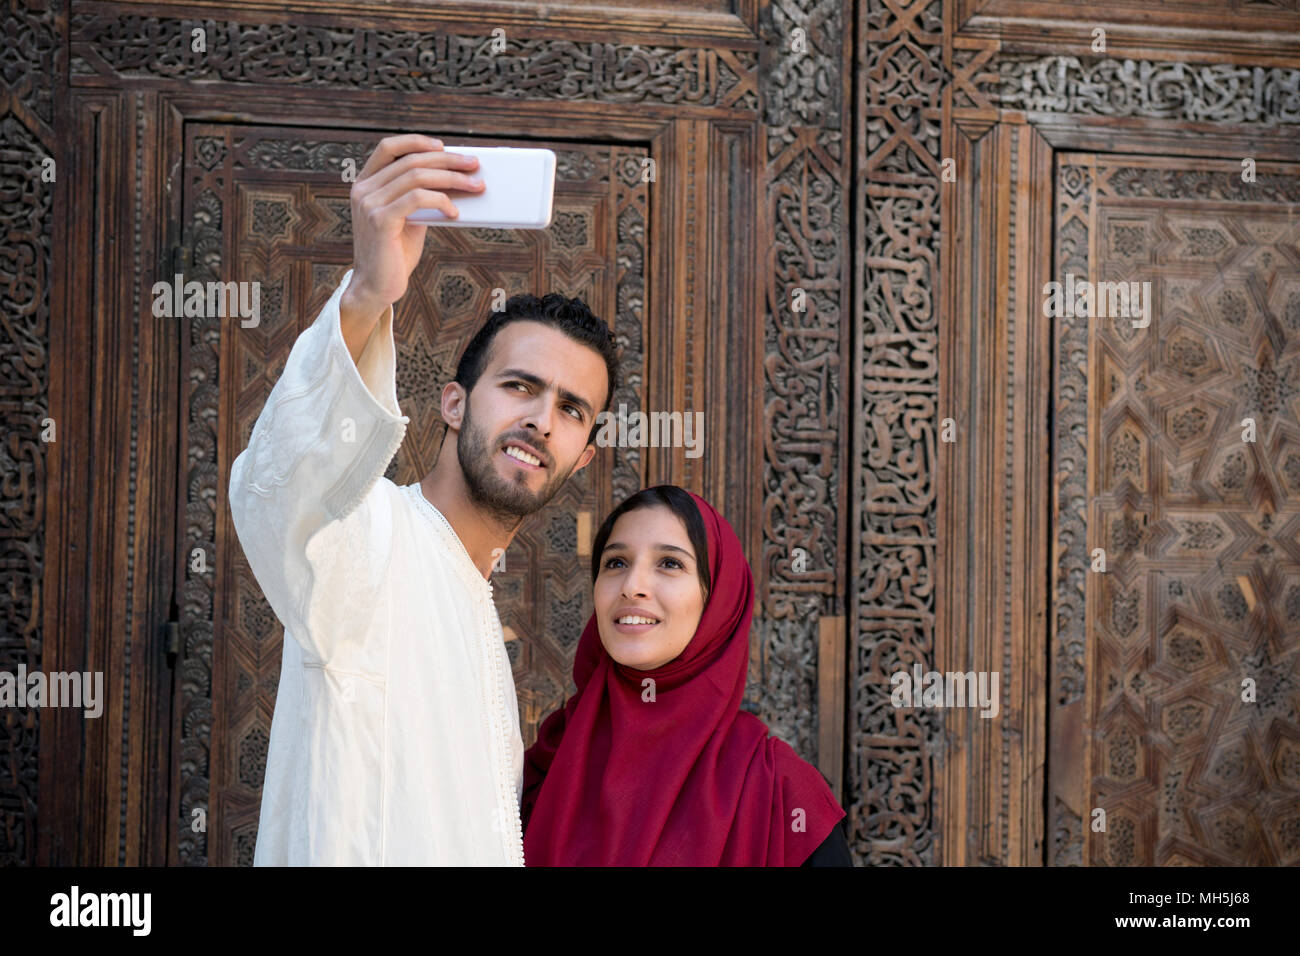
xmin=801 ymin=820 xmax=854 ymax=866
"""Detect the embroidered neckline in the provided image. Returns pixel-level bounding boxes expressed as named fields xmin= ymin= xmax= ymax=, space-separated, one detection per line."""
xmin=404 ymin=484 xmax=493 ymax=598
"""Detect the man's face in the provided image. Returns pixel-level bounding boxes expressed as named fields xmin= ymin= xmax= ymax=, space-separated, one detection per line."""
xmin=448 ymin=320 xmax=607 ymax=521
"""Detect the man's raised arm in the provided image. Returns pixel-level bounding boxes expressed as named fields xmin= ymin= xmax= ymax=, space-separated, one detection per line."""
xmin=226 ymin=134 xmax=484 ymax=659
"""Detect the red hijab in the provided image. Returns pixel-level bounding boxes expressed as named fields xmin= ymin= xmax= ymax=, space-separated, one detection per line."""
xmin=521 ymin=490 xmax=845 ymax=866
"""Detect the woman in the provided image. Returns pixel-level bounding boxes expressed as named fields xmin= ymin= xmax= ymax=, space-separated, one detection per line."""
xmin=521 ymin=485 xmax=851 ymax=866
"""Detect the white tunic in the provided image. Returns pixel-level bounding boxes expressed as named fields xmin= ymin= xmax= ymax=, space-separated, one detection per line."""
xmin=228 ymin=269 xmax=525 ymax=866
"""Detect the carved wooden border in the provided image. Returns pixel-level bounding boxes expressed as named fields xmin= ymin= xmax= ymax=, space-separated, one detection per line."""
xmin=85 ymin=0 xmax=764 ymax=47
xmin=69 ymin=6 xmax=760 ymax=114
xmin=753 ymin=0 xmax=850 ymax=791
xmin=0 ymin=0 xmax=60 ymax=868
xmin=955 ymin=0 xmax=1300 ymax=63
xmin=849 ymin=0 xmax=945 ymax=867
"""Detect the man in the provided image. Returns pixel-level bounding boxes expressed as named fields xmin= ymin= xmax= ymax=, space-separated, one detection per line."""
xmin=228 ymin=134 xmax=617 ymax=865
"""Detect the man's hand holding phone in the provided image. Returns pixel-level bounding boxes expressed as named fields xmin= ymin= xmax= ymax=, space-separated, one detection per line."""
xmin=339 ymin=135 xmax=483 ymax=361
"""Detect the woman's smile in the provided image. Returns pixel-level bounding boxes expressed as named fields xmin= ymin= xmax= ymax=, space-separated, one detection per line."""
xmin=611 ymin=606 xmax=662 ymax=634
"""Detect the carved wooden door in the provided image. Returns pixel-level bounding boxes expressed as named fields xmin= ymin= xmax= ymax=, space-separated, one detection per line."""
xmin=175 ymin=125 xmax=648 ymax=865
xmin=31 ymin=0 xmax=863 ymax=868
xmin=1048 ymin=154 xmax=1300 ymax=865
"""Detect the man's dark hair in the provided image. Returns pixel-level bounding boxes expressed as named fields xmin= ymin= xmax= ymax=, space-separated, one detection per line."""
xmin=453 ymin=293 xmax=619 ymax=442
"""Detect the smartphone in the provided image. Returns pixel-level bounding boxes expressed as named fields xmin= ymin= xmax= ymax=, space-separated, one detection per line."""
xmin=406 ymin=145 xmax=556 ymax=229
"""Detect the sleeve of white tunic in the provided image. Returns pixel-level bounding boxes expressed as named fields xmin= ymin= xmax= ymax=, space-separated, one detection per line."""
xmin=228 ymin=269 xmax=408 ymax=664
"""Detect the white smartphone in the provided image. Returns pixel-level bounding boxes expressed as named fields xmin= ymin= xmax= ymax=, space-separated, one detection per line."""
xmin=406 ymin=145 xmax=556 ymax=229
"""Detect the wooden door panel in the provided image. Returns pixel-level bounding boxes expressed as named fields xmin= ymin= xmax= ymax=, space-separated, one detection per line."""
xmin=178 ymin=124 xmax=648 ymax=865
xmin=1049 ymin=154 xmax=1300 ymax=865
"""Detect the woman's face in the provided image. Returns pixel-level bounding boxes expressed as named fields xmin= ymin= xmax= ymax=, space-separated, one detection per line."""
xmin=594 ymin=505 xmax=707 ymax=671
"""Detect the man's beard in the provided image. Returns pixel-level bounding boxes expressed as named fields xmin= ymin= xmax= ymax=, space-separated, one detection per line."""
xmin=455 ymin=398 xmax=577 ymax=523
